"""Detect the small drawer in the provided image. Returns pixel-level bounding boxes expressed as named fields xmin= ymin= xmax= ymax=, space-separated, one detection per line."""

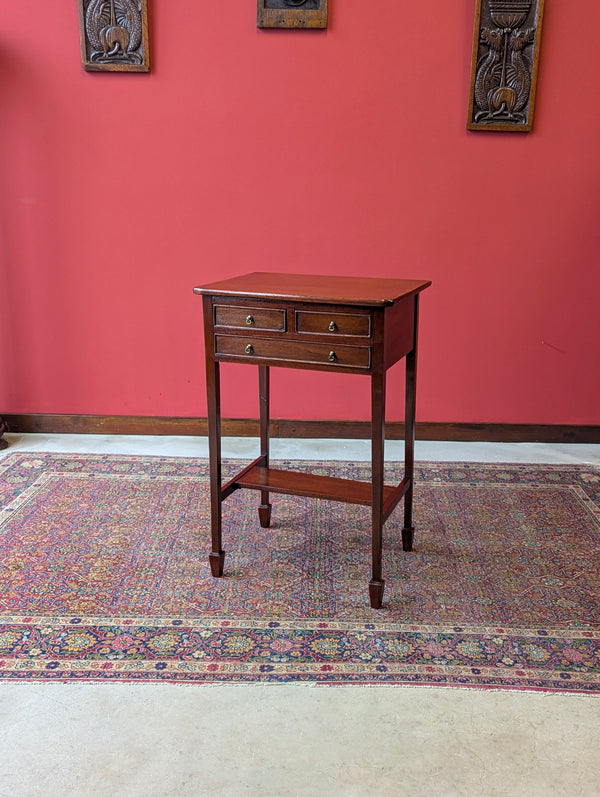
xmin=215 ymin=335 xmax=371 ymax=370
xmin=295 ymin=310 xmax=371 ymax=338
xmin=214 ymin=304 xmax=286 ymax=332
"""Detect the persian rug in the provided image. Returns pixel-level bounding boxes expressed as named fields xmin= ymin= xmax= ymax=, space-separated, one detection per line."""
xmin=0 ymin=452 xmax=599 ymax=692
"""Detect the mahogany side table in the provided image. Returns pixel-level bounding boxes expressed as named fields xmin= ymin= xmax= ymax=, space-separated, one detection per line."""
xmin=194 ymin=272 xmax=431 ymax=608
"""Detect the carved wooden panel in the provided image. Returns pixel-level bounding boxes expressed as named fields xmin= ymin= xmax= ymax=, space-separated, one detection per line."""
xmin=257 ymin=0 xmax=328 ymax=29
xmin=467 ymin=0 xmax=545 ymax=132
xmin=79 ymin=0 xmax=150 ymax=72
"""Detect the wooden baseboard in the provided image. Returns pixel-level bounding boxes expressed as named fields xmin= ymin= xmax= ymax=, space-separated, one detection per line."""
xmin=2 ymin=414 xmax=600 ymax=443
xmin=0 ymin=415 xmax=8 ymax=450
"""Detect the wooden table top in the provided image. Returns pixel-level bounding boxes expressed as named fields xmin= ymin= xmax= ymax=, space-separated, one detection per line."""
xmin=194 ymin=272 xmax=431 ymax=307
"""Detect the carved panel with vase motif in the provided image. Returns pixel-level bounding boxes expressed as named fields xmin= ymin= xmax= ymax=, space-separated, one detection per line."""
xmin=78 ymin=0 xmax=150 ymax=72
xmin=468 ymin=0 xmax=544 ymax=132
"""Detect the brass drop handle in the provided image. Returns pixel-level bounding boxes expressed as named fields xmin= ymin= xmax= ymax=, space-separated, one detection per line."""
xmin=328 ymin=351 xmax=337 ymax=362
xmin=328 ymin=320 xmax=337 ymax=332
xmin=245 ymin=344 xmax=254 ymax=355
xmin=246 ymin=315 xmax=255 ymax=326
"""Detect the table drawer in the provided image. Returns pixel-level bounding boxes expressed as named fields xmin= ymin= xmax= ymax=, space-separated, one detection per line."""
xmin=214 ymin=304 xmax=286 ymax=332
xmin=215 ymin=334 xmax=371 ymax=369
xmin=295 ymin=310 xmax=371 ymax=338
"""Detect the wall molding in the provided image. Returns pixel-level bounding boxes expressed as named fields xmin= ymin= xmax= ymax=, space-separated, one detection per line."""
xmin=3 ymin=414 xmax=600 ymax=443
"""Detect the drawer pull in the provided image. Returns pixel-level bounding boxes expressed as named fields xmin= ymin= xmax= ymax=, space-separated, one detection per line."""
xmin=246 ymin=315 xmax=255 ymax=326
xmin=245 ymin=344 xmax=254 ymax=355
xmin=328 ymin=351 xmax=337 ymax=362
xmin=328 ymin=320 xmax=337 ymax=332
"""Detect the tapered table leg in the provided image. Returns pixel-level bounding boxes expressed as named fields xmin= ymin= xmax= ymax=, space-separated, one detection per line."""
xmin=204 ymin=299 xmax=225 ymax=577
xmin=369 ymin=369 xmax=386 ymax=609
xmin=402 ymin=296 xmax=420 ymax=552
xmin=258 ymin=365 xmax=272 ymax=528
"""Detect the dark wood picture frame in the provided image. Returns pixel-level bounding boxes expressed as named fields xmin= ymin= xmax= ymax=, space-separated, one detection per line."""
xmin=257 ymin=0 xmax=328 ymax=29
xmin=467 ymin=0 xmax=545 ymax=132
xmin=79 ymin=0 xmax=151 ymax=73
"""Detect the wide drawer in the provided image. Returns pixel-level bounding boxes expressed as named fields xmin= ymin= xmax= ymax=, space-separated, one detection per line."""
xmin=295 ymin=310 xmax=371 ymax=338
xmin=214 ymin=304 xmax=286 ymax=332
xmin=215 ymin=334 xmax=371 ymax=369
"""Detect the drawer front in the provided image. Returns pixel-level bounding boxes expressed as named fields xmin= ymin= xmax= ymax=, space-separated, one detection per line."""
xmin=214 ymin=304 xmax=286 ymax=332
xmin=215 ymin=335 xmax=371 ymax=369
xmin=295 ymin=310 xmax=371 ymax=338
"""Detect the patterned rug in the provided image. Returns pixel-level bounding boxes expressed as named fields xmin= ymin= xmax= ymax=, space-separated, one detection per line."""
xmin=0 ymin=452 xmax=599 ymax=691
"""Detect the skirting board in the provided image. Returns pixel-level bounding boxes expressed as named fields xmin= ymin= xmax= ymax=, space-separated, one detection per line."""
xmin=2 ymin=415 xmax=600 ymax=443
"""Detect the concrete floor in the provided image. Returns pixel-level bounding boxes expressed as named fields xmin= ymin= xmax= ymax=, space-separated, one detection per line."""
xmin=1 ymin=434 xmax=599 ymax=797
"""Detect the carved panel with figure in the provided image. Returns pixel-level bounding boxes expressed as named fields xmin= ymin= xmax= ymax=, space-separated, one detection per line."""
xmin=467 ymin=0 xmax=545 ymax=132
xmin=79 ymin=0 xmax=150 ymax=72
xmin=258 ymin=0 xmax=328 ymax=29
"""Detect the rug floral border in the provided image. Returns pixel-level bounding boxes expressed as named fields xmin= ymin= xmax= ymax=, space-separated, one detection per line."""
xmin=1 ymin=614 xmax=599 ymax=692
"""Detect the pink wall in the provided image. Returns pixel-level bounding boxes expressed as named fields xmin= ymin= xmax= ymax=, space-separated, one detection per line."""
xmin=1 ymin=2 xmax=599 ymax=425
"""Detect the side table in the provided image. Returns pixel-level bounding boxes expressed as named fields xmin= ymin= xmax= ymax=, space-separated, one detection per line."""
xmin=194 ymin=272 xmax=431 ymax=608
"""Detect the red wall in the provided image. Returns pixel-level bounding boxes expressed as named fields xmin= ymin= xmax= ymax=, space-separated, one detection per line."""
xmin=1 ymin=2 xmax=599 ymax=425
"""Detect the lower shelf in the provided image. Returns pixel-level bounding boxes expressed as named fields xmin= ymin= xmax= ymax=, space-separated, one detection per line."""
xmin=225 ymin=464 xmax=409 ymax=515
